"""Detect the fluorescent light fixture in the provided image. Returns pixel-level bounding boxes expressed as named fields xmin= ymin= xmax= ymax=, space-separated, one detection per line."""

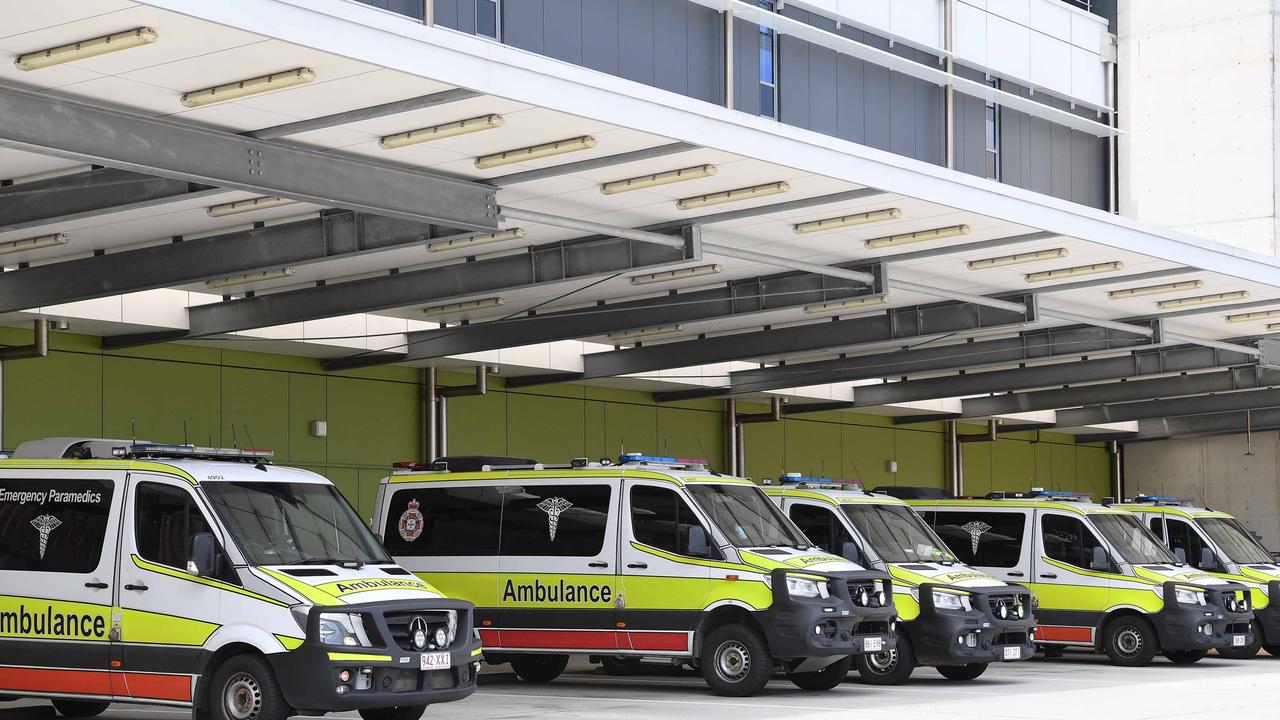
xmin=474 ymin=136 xmax=597 ymax=169
xmin=793 ymin=208 xmax=902 ymax=234
xmin=1226 ymin=309 xmax=1280 ymax=324
xmin=601 ymin=164 xmax=717 ymax=195
xmin=15 ymin=27 xmax=158 ymax=71
xmin=864 ymin=224 xmax=970 ymax=249
xmin=1157 ymin=291 xmax=1251 ymax=310
xmin=1025 ymin=261 xmax=1124 ymax=283
xmin=379 ymin=114 xmax=505 ymax=150
xmin=607 ymin=324 xmax=685 ymax=341
xmin=1268 ymin=323 xmax=1280 ymax=332
xmin=422 ymin=297 xmax=506 ymax=316
xmin=0 ymin=233 xmax=69 ymax=255
xmin=206 ymin=267 xmax=295 ymax=289
xmin=803 ymin=295 xmax=890 ymax=314
xmin=967 ymin=248 xmax=1069 ymax=271
xmin=677 ymin=181 xmax=790 ymax=210
xmin=1108 ymin=280 xmax=1206 ymax=299
xmin=181 ymin=68 xmax=317 ymax=108
xmin=207 ymin=196 xmax=301 ymax=217
xmin=630 ymin=264 xmax=723 ymax=286
xmin=426 ymin=228 xmax=526 ymax=253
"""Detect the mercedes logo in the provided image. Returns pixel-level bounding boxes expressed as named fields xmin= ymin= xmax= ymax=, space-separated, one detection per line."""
xmin=409 ymin=616 xmax=429 ymax=650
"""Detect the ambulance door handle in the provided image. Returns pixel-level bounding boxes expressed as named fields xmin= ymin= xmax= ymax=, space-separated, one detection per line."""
xmin=1006 ymin=572 xmax=1024 ymax=578
xmin=588 ymin=561 xmax=610 ymax=568
xmin=627 ymin=563 xmax=648 ymax=569
xmin=124 ymin=583 xmax=150 ymax=592
xmin=84 ymin=582 xmax=109 ymax=589
xmin=1038 ymin=574 xmax=1057 ymax=580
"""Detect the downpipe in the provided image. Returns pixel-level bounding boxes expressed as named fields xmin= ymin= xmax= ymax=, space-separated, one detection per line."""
xmin=0 ymin=320 xmax=49 ymax=361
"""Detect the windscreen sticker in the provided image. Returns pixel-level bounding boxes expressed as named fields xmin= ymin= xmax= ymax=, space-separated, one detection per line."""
xmin=932 ymin=571 xmax=993 ymax=584
xmin=786 ymin=554 xmax=846 ymax=568
xmin=398 ymin=499 xmax=424 ymax=542
xmin=537 ymin=497 xmax=573 ymax=541
xmin=961 ymin=521 xmax=992 ymax=554
xmin=314 ymin=578 xmax=435 ymax=597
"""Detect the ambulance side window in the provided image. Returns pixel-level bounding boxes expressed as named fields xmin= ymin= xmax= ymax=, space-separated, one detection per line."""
xmin=788 ymin=504 xmax=859 ymax=561
xmin=0 ymin=478 xmax=114 ymax=573
xmin=500 ymin=484 xmax=612 ymax=557
xmin=921 ymin=510 xmax=1024 ymax=568
xmin=1166 ymin=518 xmax=1217 ymax=570
xmin=135 ymin=483 xmax=212 ymax=570
xmin=1041 ymin=514 xmax=1107 ymax=570
xmin=1148 ymin=517 xmax=1164 ymax=539
xmin=631 ymin=485 xmax=719 ymax=560
xmin=382 ymin=487 xmax=502 ymax=556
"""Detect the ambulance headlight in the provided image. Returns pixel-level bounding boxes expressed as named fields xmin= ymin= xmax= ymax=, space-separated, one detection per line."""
xmin=932 ymin=590 xmax=971 ymax=612
xmin=1174 ymin=588 xmax=1207 ymax=606
xmin=785 ymin=576 xmax=829 ymax=599
xmin=446 ymin=609 xmax=458 ymax=645
xmin=318 ymin=612 xmax=372 ymax=647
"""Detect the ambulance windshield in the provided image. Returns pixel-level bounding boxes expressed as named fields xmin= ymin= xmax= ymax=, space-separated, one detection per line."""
xmin=1091 ymin=513 xmax=1178 ymax=565
xmin=1196 ymin=517 xmax=1274 ymax=565
xmin=203 ymin=481 xmax=391 ymax=566
xmin=686 ymin=484 xmax=810 ymax=548
xmin=841 ymin=503 xmax=952 ymax=563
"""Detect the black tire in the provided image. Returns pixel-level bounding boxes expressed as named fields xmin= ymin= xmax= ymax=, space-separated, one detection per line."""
xmin=699 ymin=623 xmax=773 ymax=697
xmin=1101 ymin=616 xmax=1158 ymax=667
xmin=358 ymin=706 xmax=428 ymax=720
xmin=51 ymin=700 xmax=110 ymax=718
xmin=1265 ymin=644 xmax=1280 ymax=657
xmin=600 ymin=657 xmax=644 ymax=676
xmin=510 ymin=654 xmax=569 ymax=683
xmin=1217 ymin=621 xmax=1263 ymax=659
xmin=935 ymin=663 xmax=987 ymax=681
xmin=854 ymin=632 xmax=916 ymax=685
xmin=208 ymin=654 xmax=288 ymax=720
xmin=787 ymin=656 xmax=851 ymax=691
xmin=1163 ymin=650 xmax=1207 ymax=665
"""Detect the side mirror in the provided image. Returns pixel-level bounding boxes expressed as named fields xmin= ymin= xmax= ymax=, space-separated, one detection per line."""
xmin=841 ymin=542 xmax=863 ymax=565
xmin=1199 ymin=547 xmax=1218 ymax=569
xmin=687 ymin=526 xmax=712 ymax=559
xmin=1174 ymin=547 xmax=1187 ymax=564
xmin=1090 ymin=546 xmax=1110 ymax=571
xmin=187 ymin=532 xmax=218 ymax=577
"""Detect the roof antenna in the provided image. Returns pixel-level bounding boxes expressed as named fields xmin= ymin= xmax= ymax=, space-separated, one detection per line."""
xmin=696 ymin=438 xmax=718 ymax=476
xmin=242 ymin=424 xmax=267 ymax=471
xmin=130 ymin=417 xmax=137 ymax=447
xmin=183 ymin=420 xmax=189 ymax=447
xmin=231 ymin=425 xmax=239 ymax=450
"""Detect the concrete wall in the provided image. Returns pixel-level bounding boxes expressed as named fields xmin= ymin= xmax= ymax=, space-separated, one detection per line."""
xmin=1125 ymin=432 xmax=1280 ymax=549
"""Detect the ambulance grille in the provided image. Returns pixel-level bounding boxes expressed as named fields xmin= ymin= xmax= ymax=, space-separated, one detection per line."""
xmin=986 ymin=594 xmax=1030 ymax=620
xmin=846 ymin=582 xmax=885 ymax=607
xmin=385 ymin=611 xmax=456 ymax=652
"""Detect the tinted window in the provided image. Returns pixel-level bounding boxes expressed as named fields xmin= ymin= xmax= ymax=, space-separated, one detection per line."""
xmin=1092 ymin=514 xmax=1177 ymax=565
xmin=842 ymin=504 xmax=951 ymax=564
xmin=686 ymin=484 xmax=808 ymax=548
xmin=383 ymin=487 xmax=502 ymax=557
xmin=1042 ymin=514 xmax=1107 ymax=570
xmin=1197 ymin=517 xmax=1274 ymax=565
xmin=1167 ymin=518 xmax=1215 ymax=569
xmin=1149 ymin=517 xmax=1163 ymax=538
xmin=500 ymin=484 xmax=611 ymax=557
xmin=631 ymin=485 xmax=717 ymax=559
xmin=920 ymin=510 xmax=1025 ymax=568
xmin=0 ymin=478 xmax=113 ymax=573
xmin=135 ymin=483 xmax=212 ymax=569
xmin=790 ymin=503 xmax=863 ymax=562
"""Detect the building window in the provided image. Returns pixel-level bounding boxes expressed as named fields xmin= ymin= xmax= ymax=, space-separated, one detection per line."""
xmin=476 ymin=0 xmax=500 ymax=40
xmin=985 ymin=77 xmax=1001 ymax=180
xmin=758 ymin=0 xmax=777 ymax=118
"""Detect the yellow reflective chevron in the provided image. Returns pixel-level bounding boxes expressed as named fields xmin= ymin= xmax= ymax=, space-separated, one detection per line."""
xmin=120 ymin=607 xmax=219 ymax=646
xmin=633 ymin=542 xmax=753 ymax=572
xmin=471 ymin=647 xmax=483 ymax=657
xmin=328 ymin=652 xmax=393 ymax=662
xmin=275 ymin=634 xmax=304 ymax=650
xmin=133 ymin=555 xmax=289 ymax=606
xmin=259 ymin=567 xmax=343 ymax=606
xmin=1041 ymin=557 xmax=1159 ymax=586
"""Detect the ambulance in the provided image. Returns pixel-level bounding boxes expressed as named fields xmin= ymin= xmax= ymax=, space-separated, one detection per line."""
xmin=1119 ymin=495 xmax=1280 ymax=658
xmin=901 ymin=489 xmax=1255 ymax=666
xmin=764 ymin=479 xmax=1036 ymax=684
xmin=373 ymin=454 xmax=899 ymax=696
xmin=0 ymin=438 xmax=481 ymax=720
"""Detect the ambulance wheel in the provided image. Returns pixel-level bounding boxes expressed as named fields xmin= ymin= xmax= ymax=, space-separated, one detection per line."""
xmin=854 ymin=633 xmax=916 ymax=685
xmin=510 ymin=654 xmax=568 ymax=683
xmin=935 ymin=663 xmax=987 ymax=681
xmin=700 ymin=623 xmax=772 ymax=697
xmin=1162 ymin=650 xmax=1207 ymax=665
xmin=600 ymin=657 xmax=644 ymax=675
xmin=787 ymin=656 xmax=851 ymax=691
xmin=1101 ymin=616 xmax=1157 ymax=667
xmin=210 ymin=654 xmax=288 ymax=720
xmin=51 ymin=700 xmax=110 ymax=718
xmin=358 ymin=706 xmax=428 ymax=720
xmin=1218 ymin=621 xmax=1263 ymax=659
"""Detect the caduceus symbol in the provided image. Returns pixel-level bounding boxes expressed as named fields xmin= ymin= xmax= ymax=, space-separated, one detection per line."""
xmin=31 ymin=515 xmax=62 ymax=559
xmin=961 ymin=520 xmax=992 ymax=554
xmin=537 ymin=497 xmax=573 ymax=541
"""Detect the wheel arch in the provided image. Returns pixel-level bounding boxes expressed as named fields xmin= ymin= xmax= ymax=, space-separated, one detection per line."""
xmin=1095 ymin=607 xmax=1158 ymax=653
xmin=193 ymin=642 xmax=276 ymax=715
xmin=692 ymin=602 xmax=766 ymax=658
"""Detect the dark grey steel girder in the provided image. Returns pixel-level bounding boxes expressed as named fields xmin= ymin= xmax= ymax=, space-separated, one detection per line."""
xmin=0 ymin=211 xmax=462 ymax=314
xmin=1054 ymin=385 xmax=1280 ymax=427
xmin=0 ymin=83 xmax=498 ymax=230
xmin=487 ymin=143 xmax=699 ymax=186
xmin=856 ymin=341 xmax=1263 ymax=408
xmin=244 ymin=88 xmax=482 ymax=140
xmin=0 ymin=168 xmax=222 ymax=233
xmin=1109 ymin=407 xmax=1280 ymax=443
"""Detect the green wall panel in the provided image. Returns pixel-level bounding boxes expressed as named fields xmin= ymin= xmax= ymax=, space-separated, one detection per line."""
xmin=326 ymin=376 xmax=418 ymax=467
xmin=3 ymin=352 xmax=102 ymax=445
xmin=102 ymin=356 xmax=221 ymax=446
xmin=657 ymin=407 xmax=723 ymax=468
xmin=221 ymin=366 xmax=289 ymax=461
xmin=893 ymin=429 xmax=946 ymax=488
xmin=289 ymin=373 xmax=329 ymax=465
xmin=603 ymin=401 xmax=656 ymax=459
xmin=841 ymin=423 xmax=894 ymax=486
xmin=506 ymin=392 xmax=585 ymax=461
xmin=783 ymin=419 xmax=842 ymax=479
xmin=445 ymin=391 xmax=508 ymax=456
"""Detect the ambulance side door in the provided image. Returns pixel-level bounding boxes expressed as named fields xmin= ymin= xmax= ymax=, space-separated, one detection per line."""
xmin=1032 ymin=510 xmax=1114 ymax=644
xmin=916 ymin=507 xmax=1032 ymax=582
xmin=784 ymin=499 xmax=868 ymax=566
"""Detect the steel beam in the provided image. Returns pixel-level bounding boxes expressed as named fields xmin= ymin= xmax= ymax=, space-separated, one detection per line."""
xmin=1054 ymin=386 xmax=1280 ymax=427
xmin=487 ymin=143 xmax=699 ymax=186
xmin=0 ymin=168 xmax=222 ymax=233
xmin=244 ymin=88 xmax=482 ymax=140
xmin=1114 ymin=407 xmax=1280 ymax=443
xmin=0 ymin=83 xmax=498 ymax=231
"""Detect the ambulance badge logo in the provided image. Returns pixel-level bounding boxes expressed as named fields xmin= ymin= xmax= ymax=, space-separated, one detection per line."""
xmin=537 ymin=497 xmax=573 ymax=541
xmin=31 ymin=514 xmax=62 ymax=559
xmin=961 ymin=520 xmax=992 ymax=554
xmin=398 ymin=499 xmax=424 ymax=542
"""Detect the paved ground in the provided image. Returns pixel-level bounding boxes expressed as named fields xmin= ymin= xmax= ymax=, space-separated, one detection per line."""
xmin=4 ymin=652 xmax=1278 ymax=720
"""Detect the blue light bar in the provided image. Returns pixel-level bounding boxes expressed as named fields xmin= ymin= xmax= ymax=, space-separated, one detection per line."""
xmin=1134 ymin=495 xmax=1184 ymax=503
xmin=618 ymin=453 xmax=708 ymax=465
xmin=780 ymin=474 xmax=834 ymax=484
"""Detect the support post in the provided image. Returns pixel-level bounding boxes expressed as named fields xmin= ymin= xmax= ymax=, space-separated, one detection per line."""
xmin=421 ymin=367 xmax=437 ymax=462
xmin=422 ymin=0 xmax=433 ymax=26
xmin=725 ymin=399 xmax=739 ymax=476
xmin=945 ymin=421 xmax=960 ymax=496
xmin=734 ymin=397 xmax=783 ymax=478
xmin=943 ymin=0 xmax=955 ymax=170
xmin=433 ymin=366 xmax=491 ymax=457
xmin=0 ymin=320 xmax=49 ymax=362
xmin=723 ymin=9 xmax=735 ymax=110
xmin=1109 ymin=441 xmax=1123 ymax=502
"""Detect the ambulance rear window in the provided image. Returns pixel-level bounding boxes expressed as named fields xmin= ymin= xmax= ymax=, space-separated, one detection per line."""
xmin=0 ymin=478 xmax=114 ymax=574
xmin=383 ymin=487 xmax=502 ymax=556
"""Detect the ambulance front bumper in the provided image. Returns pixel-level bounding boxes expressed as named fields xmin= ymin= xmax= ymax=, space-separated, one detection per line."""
xmin=1256 ymin=582 xmax=1280 ymax=643
xmin=1153 ymin=582 xmax=1255 ymax=652
xmin=911 ymin=584 xmax=1037 ymax=666
xmin=760 ymin=569 xmax=898 ymax=660
xmin=272 ymin=599 xmax=482 ymax=713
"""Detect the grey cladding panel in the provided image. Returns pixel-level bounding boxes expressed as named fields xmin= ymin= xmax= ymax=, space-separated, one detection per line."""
xmin=619 ymin=0 xmax=656 ymax=87
xmin=504 ymin=0 xmax=545 ymax=53
xmin=356 ymin=0 xmax=424 ymax=20
xmin=654 ymin=0 xmax=690 ymax=97
xmin=581 ymin=0 xmax=620 ymax=75
xmin=544 ymin=0 xmax=584 ymax=64
xmin=998 ymin=79 xmax=1107 ymax=209
xmin=432 ymin=0 xmax=476 ymax=33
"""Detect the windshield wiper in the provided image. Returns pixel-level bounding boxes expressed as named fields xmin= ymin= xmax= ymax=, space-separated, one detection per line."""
xmin=288 ymin=557 xmax=365 ymax=568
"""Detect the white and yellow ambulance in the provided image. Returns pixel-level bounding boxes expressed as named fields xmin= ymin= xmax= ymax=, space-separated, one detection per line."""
xmin=374 ymin=454 xmax=899 ymax=696
xmin=1119 ymin=495 xmax=1280 ymax=658
xmin=0 ymin=438 xmax=481 ymax=720
xmin=764 ymin=479 xmax=1036 ymax=684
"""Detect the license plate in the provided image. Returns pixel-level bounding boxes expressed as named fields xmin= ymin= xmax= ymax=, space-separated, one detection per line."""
xmin=863 ymin=637 xmax=883 ymax=652
xmin=420 ymin=652 xmax=450 ymax=671
xmin=1003 ymin=646 xmax=1021 ymax=660
xmin=1232 ymin=635 xmax=1247 ymax=647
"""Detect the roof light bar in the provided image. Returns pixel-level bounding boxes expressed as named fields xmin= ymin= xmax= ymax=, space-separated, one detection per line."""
xmin=475 ymin=136 xmax=597 ymax=169
xmin=114 ymin=443 xmax=274 ymax=461
xmin=206 ymin=267 xmax=296 ymax=289
xmin=1108 ymin=280 xmax=1206 ymax=299
xmin=1226 ymin=308 xmax=1280 ymax=324
xmin=607 ymin=324 xmax=685 ymax=341
xmin=967 ymin=248 xmax=1068 ymax=271
xmin=1157 ymin=291 xmax=1251 ymax=310
xmin=601 ymin=164 xmax=717 ymax=195
xmin=1024 ymin=261 xmax=1124 ymax=283
xmin=426 ymin=228 xmax=526 ymax=253
xmin=181 ymin=67 xmax=317 ymax=108
xmin=207 ymin=196 xmax=301 ymax=217
xmin=379 ymin=114 xmax=505 ymax=150
xmin=803 ymin=295 xmax=890 ymax=314
xmin=15 ymin=27 xmax=159 ymax=71
xmin=0 ymin=233 xmax=69 ymax=256
xmin=619 ymin=453 xmax=708 ymax=466
xmin=677 ymin=181 xmax=790 ymax=210
xmin=630 ymin=263 xmax=723 ymax=286
xmin=864 ymin=224 xmax=970 ymax=249
xmin=793 ymin=208 xmax=902 ymax=234
xmin=422 ymin=297 xmax=507 ymax=316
